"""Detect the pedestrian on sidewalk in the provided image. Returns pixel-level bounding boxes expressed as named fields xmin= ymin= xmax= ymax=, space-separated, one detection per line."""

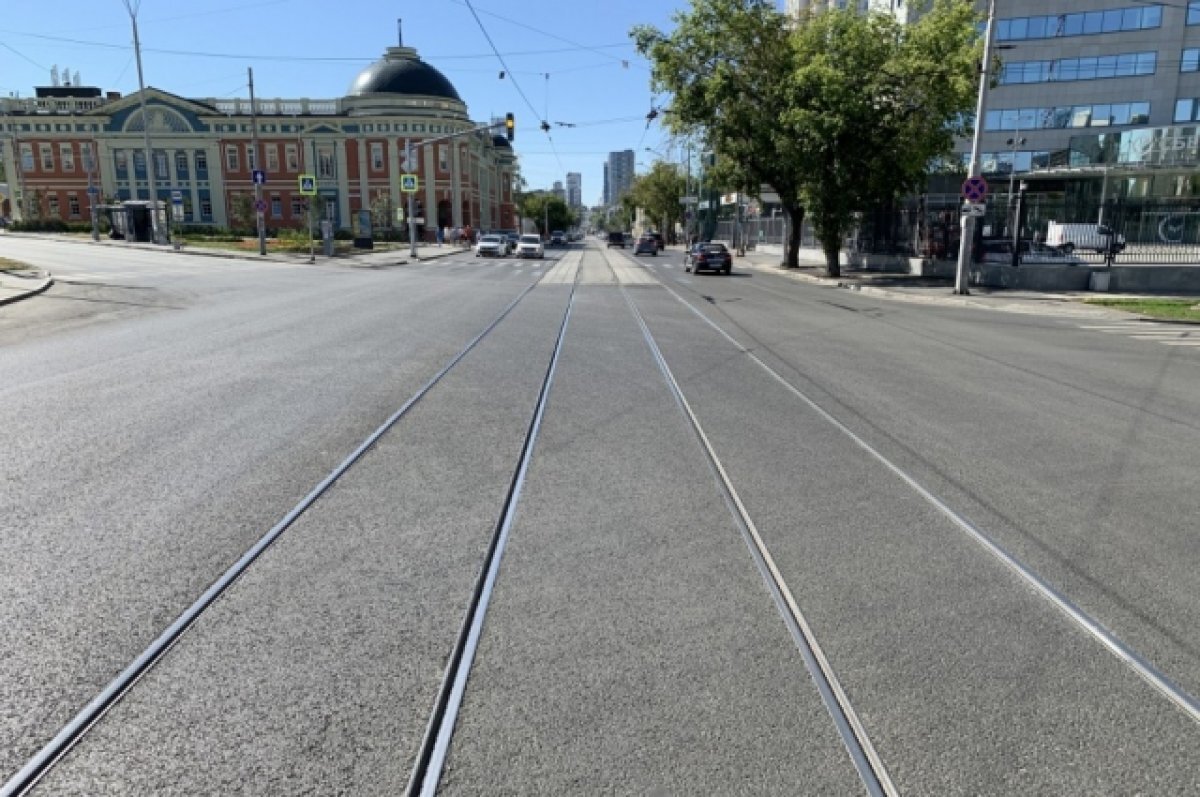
xmin=436 ymin=226 xmax=444 ymax=247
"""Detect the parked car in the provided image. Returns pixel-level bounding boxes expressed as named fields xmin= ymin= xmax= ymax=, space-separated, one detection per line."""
xmin=549 ymin=230 xmax=566 ymax=247
xmin=980 ymin=239 xmax=1088 ymax=266
xmin=685 ymin=242 xmax=733 ymax=274
xmin=607 ymin=231 xmax=627 ymax=248
xmin=634 ymin=236 xmax=658 ymax=256
xmin=475 ymin=234 xmax=506 ymax=257
xmin=516 ymin=234 xmax=545 ymax=259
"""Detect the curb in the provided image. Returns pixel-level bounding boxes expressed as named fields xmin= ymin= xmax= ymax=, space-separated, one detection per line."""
xmin=0 ymin=274 xmax=54 ymax=307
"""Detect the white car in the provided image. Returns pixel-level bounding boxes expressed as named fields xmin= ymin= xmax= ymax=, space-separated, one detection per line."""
xmin=475 ymin=234 xmax=506 ymax=257
xmin=516 ymin=234 xmax=545 ymax=259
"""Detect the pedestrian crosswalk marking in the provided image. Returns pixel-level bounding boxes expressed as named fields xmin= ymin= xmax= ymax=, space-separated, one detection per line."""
xmin=1076 ymin=320 xmax=1198 ymax=351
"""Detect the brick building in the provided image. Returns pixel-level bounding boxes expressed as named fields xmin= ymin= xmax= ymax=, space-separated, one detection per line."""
xmin=0 ymin=44 xmax=517 ymax=235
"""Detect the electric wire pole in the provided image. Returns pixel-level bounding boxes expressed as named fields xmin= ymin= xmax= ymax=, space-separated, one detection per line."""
xmin=953 ymin=0 xmax=997 ymax=295
xmin=248 ymin=67 xmax=266 ymax=255
xmin=124 ymin=0 xmax=162 ymax=244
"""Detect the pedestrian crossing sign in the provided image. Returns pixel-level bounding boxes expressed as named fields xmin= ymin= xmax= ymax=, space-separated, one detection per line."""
xmin=298 ymin=174 xmax=317 ymax=196
xmin=401 ymin=174 xmax=419 ymax=193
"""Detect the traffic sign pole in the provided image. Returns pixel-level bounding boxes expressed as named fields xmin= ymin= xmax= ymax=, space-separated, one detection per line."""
xmin=954 ymin=0 xmax=997 ymax=295
xmin=248 ymin=67 xmax=267 ymax=256
xmin=407 ymin=142 xmax=418 ymax=259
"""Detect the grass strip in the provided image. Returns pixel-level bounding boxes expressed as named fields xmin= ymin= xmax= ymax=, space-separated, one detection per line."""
xmin=1085 ymin=298 xmax=1200 ymax=323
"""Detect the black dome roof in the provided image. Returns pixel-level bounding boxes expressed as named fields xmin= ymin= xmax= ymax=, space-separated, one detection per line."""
xmin=348 ymin=47 xmax=461 ymax=102
xmin=492 ymin=134 xmax=512 ymax=150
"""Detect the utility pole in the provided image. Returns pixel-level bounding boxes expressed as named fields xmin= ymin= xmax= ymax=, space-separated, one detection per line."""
xmin=953 ymin=0 xmax=996 ymax=295
xmin=87 ymin=138 xmax=99 ymax=241
xmin=2 ymin=95 xmax=27 ymax=222
xmin=248 ymin=67 xmax=266 ymax=255
xmin=407 ymin=140 xmax=418 ymax=258
xmin=125 ymin=0 xmax=162 ymax=244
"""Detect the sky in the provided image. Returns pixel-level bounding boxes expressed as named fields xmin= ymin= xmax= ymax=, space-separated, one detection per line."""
xmin=0 ymin=0 xmax=781 ymax=206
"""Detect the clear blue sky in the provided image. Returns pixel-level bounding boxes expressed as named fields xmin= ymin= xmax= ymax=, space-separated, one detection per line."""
xmin=1 ymin=0 xmax=782 ymax=205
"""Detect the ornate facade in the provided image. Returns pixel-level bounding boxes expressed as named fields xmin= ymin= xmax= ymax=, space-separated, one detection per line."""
xmin=0 ymin=45 xmax=517 ymax=234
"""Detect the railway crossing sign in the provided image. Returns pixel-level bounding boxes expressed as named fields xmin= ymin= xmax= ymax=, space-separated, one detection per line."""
xmin=298 ymin=174 xmax=317 ymax=196
xmin=961 ymin=176 xmax=988 ymax=203
xmin=400 ymin=174 xmax=419 ymax=193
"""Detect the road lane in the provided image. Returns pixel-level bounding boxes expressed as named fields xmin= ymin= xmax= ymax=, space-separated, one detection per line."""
xmin=28 ymin=278 xmax=578 ymax=795
xmin=439 ymin=261 xmax=866 ymax=794
xmin=0 ymin=249 xmax=550 ymax=780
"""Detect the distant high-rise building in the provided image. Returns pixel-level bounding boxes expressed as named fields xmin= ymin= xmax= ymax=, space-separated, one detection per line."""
xmin=552 ymin=180 xmax=566 ymax=202
xmin=603 ymin=163 xmax=610 ymax=205
xmin=566 ymin=172 xmax=582 ymax=207
xmin=606 ymin=149 xmax=635 ymax=205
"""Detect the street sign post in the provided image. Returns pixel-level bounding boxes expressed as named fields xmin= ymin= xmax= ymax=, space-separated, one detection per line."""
xmin=298 ymin=175 xmax=317 ymax=196
xmin=400 ymin=174 xmax=419 ymax=193
xmin=961 ymin=202 xmax=986 ymax=218
xmin=254 ymin=199 xmax=267 ymax=213
xmin=252 ymin=169 xmax=266 ymax=185
xmin=961 ymin=176 xmax=988 ymax=203
xmin=679 ymin=196 xmax=698 ymax=205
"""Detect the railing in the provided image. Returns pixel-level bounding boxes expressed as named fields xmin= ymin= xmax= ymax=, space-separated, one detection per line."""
xmin=209 ymin=98 xmax=341 ymax=116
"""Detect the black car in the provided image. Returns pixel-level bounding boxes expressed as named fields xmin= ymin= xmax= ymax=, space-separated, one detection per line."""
xmin=634 ymin=236 xmax=658 ymax=256
xmin=685 ymin=242 xmax=733 ymax=274
xmin=606 ymin=231 xmax=626 ymax=248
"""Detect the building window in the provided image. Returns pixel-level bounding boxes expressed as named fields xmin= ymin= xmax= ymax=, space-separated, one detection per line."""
xmin=270 ymin=195 xmax=282 ymax=217
xmin=225 ymin=145 xmax=239 ymax=172
xmin=133 ymin=151 xmax=146 ymax=173
xmin=1190 ymin=2 xmax=1200 ymax=25
xmin=285 ymin=144 xmax=298 ymax=171
xmin=438 ymin=144 xmax=448 ymax=172
xmin=370 ymin=142 xmax=384 ymax=171
xmin=1000 ymin=52 xmax=1156 ymax=85
xmin=47 ymin=194 xmax=60 ymax=217
xmin=984 ymin=101 xmax=1150 ymax=131
xmin=176 ymin=152 xmax=188 ymax=172
xmin=291 ymin=196 xmax=303 ymax=217
xmin=200 ymin=197 xmax=213 ymax=220
xmin=997 ymin=6 xmax=1162 ymax=41
xmin=246 ymin=144 xmax=257 ymax=170
xmin=1184 ymin=48 xmax=1200 ymax=73
xmin=266 ymin=144 xmax=279 ymax=172
xmin=59 ymin=143 xmax=75 ymax=172
xmin=39 ymin=143 xmax=53 ymax=170
xmin=317 ymin=147 xmax=334 ymax=178
xmin=195 ymin=151 xmax=208 ymax=173
xmin=154 ymin=151 xmax=168 ymax=176
xmin=20 ymin=143 xmax=34 ymax=172
xmin=68 ymin=194 xmax=81 ymax=217
xmin=1175 ymin=98 xmax=1199 ymax=123
xmin=183 ymin=195 xmax=194 ymax=221
xmin=81 ymin=143 xmax=94 ymax=172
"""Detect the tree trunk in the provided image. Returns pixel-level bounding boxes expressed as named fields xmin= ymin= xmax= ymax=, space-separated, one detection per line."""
xmin=822 ymin=234 xmax=841 ymax=278
xmin=783 ymin=203 xmax=804 ymax=269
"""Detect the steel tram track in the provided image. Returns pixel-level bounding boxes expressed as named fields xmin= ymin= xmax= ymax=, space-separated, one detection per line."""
xmin=403 ymin=258 xmax=581 ymax=797
xmin=596 ymin=249 xmax=898 ymax=796
xmin=626 ymin=248 xmax=1200 ymax=727
xmin=0 ymin=272 xmax=557 ymax=797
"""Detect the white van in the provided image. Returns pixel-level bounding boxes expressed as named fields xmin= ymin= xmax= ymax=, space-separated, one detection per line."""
xmin=1045 ymin=222 xmax=1124 ymax=253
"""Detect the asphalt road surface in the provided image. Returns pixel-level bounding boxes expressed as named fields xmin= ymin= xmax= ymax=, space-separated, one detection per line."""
xmin=1 ymin=236 xmax=1197 ymax=795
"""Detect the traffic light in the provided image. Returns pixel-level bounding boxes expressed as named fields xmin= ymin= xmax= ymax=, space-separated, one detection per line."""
xmin=505 ymin=113 xmax=515 ymax=142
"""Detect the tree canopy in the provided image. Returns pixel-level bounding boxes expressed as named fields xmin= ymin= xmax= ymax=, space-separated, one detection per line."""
xmin=634 ymin=0 xmax=980 ymax=275
xmin=518 ymin=192 xmax=576 ymax=236
xmin=627 ymin=161 xmax=688 ymax=242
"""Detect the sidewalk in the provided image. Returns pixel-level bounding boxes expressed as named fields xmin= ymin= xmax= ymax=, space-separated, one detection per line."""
xmin=729 ymin=247 xmax=1191 ymax=319
xmin=0 ymin=231 xmax=461 ymax=267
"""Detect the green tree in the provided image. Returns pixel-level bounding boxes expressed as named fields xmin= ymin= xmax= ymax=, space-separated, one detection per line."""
xmin=634 ymin=0 xmax=979 ymax=276
xmin=228 ymin=192 xmax=255 ymax=235
xmin=628 ymin=161 xmax=687 ymax=243
xmin=518 ymin=193 xmax=576 ymax=236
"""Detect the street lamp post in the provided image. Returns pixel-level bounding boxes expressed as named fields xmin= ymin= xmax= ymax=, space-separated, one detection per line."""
xmin=123 ymin=0 xmax=163 ymax=245
xmin=953 ymin=0 xmax=997 ymax=295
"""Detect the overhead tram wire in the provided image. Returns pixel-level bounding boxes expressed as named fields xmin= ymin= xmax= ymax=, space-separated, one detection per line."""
xmin=460 ymin=0 xmax=565 ymax=172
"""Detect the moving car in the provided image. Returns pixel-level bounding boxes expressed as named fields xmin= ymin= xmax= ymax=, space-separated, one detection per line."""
xmin=1045 ymin=222 xmax=1125 ymax=254
xmin=516 ymin=234 xmax=545 ymax=259
xmin=685 ymin=242 xmax=733 ymax=274
xmin=634 ymin=236 xmax=658 ymax=256
xmin=649 ymin=232 xmax=665 ymax=251
xmin=475 ymin=234 xmax=506 ymax=257
xmin=549 ymin=230 xmax=566 ymax=247
xmin=607 ymin=231 xmax=627 ymax=248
